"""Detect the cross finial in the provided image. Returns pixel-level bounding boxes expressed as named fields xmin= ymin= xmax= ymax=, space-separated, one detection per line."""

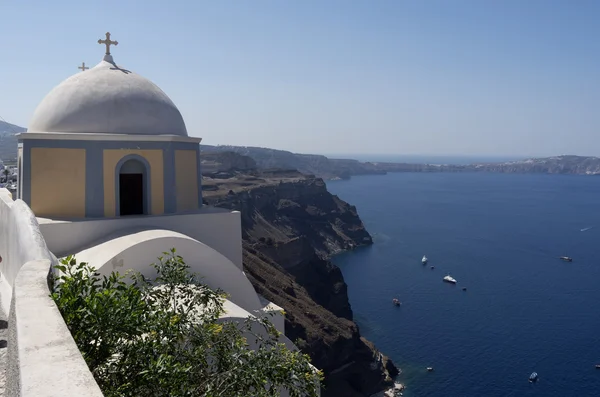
xmin=98 ymin=32 xmax=118 ymax=55
xmin=78 ymin=62 xmax=89 ymax=72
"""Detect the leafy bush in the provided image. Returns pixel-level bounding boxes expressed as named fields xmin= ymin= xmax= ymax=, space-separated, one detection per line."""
xmin=51 ymin=249 xmax=322 ymax=397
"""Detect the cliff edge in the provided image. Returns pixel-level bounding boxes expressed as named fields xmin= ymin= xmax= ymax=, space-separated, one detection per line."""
xmin=202 ymin=162 xmax=398 ymax=396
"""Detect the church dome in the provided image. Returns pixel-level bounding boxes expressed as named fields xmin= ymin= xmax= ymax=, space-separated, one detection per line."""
xmin=28 ymin=59 xmax=188 ymax=136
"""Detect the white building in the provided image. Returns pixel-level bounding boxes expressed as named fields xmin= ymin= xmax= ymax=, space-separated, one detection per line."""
xmin=0 ymin=33 xmax=306 ymax=397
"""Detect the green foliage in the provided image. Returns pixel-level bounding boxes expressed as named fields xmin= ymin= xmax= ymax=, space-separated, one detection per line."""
xmin=51 ymin=249 xmax=322 ymax=397
xmin=294 ymin=338 xmax=308 ymax=351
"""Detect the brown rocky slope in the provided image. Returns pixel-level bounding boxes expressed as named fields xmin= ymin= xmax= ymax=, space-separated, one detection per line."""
xmin=203 ymin=167 xmax=398 ymax=396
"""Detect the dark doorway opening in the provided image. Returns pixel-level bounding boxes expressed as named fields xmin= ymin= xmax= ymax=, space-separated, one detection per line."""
xmin=119 ymin=173 xmax=144 ymax=216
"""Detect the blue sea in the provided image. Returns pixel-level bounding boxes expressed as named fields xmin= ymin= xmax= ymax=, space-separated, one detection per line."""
xmin=328 ymin=172 xmax=600 ymax=397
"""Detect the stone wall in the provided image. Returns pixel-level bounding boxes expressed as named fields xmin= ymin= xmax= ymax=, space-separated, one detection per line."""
xmin=0 ymin=188 xmax=103 ymax=397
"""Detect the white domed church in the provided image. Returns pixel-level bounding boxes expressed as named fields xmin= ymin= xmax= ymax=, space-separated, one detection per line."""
xmin=21 ymin=33 xmax=199 ymax=218
xmin=15 ymin=32 xmax=287 ymax=340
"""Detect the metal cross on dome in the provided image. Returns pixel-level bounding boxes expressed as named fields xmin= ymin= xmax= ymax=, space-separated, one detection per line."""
xmin=78 ymin=62 xmax=89 ymax=72
xmin=98 ymin=32 xmax=118 ymax=55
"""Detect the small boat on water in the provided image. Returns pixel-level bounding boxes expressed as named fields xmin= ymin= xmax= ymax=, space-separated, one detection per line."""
xmin=595 ymin=364 xmax=600 ymax=369
xmin=443 ymin=275 xmax=457 ymax=284
xmin=529 ymin=372 xmax=538 ymax=382
xmin=559 ymin=256 xmax=573 ymax=262
xmin=392 ymin=298 xmax=401 ymax=306
xmin=426 ymin=367 xmax=434 ymax=372
xmin=430 ymin=266 xmax=435 ymax=270
xmin=422 ymin=255 xmax=428 ymax=265
xmin=462 ymin=287 xmax=467 ymax=291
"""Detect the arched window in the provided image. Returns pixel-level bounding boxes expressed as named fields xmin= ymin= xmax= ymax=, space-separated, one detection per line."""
xmin=116 ymin=156 xmax=150 ymax=216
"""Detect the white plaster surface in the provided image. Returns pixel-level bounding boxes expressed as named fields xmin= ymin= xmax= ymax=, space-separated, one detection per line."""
xmin=7 ymin=260 xmax=103 ymax=397
xmin=220 ymin=299 xmax=296 ymax=351
xmin=258 ymin=294 xmax=285 ymax=334
xmin=0 ymin=188 xmax=101 ymax=397
xmin=0 ymin=190 xmax=54 ymax=313
xmin=74 ymin=229 xmax=261 ymax=312
xmin=27 ymin=60 xmax=188 ymax=136
xmin=38 ymin=208 xmax=243 ymax=271
xmin=0 ymin=293 xmax=6 ymax=396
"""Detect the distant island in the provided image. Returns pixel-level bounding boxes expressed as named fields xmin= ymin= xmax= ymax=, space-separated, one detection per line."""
xmin=201 ymin=145 xmax=600 ymax=180
xmin=2 ymin=121 xmax=599 ymax=179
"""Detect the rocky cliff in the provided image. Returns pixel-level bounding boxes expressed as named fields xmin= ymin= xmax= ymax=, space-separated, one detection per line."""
xmin=201 ymin=144 xmax=385 ymax=180
xmin=201 ymin=151 xmax=257 ymax=174
xmin=203 ymin=169 xmax=398 ymax=396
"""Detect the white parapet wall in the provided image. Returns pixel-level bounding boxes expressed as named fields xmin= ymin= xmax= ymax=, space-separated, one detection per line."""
xmin=0 ymin=189 xmax=54 ymax=312
xmin=7 ymin=260 xmax=103 ymax=397
xmin=0 ymin=188 xmax=103 ymax=397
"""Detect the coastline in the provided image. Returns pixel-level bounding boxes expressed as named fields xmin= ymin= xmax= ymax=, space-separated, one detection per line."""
xmin=369 ymin=382 xmax=405 ymax=397
xmin=326 ymin=171 xmax=600 ymax=396
xmin=204 ymin=171 xmax=400 ymax=396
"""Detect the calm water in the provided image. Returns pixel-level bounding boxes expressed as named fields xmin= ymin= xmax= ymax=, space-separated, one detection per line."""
xmin=328 ymin=173 xmax=600 ymax=397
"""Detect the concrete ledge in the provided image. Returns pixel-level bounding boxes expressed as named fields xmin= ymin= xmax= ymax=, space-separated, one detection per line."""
xmin=6 ymin=259 xmax=103 ymax=397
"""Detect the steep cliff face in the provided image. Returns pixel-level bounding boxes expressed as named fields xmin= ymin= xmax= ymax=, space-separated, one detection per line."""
xmin=201 ymin=145 xmax=386 ymax=180
xmin=208 ymin=177 xmax=373 ymax=257
xmin=201 ymin=151 xmax=257 ymax=174
xmin=203 ymin=172 xmax=398 ymax=396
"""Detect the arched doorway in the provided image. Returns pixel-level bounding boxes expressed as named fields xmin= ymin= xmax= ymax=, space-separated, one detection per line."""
xmin=118 ymin=158 xmax=147 ymax=216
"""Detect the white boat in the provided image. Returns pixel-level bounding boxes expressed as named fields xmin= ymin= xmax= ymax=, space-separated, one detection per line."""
xmin=422 ymin=255 xmax=428 ymax=264
xmin=443 ymin=274 xmax=457 ymax=284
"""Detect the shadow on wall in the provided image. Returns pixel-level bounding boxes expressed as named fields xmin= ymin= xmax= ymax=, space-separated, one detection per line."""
xmin=0 ymin=188 xmax=104 ymax=397
xmin=0 ymin=189 xmax=55 ymax=306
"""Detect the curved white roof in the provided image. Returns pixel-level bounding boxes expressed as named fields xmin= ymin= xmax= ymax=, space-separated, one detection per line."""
xmin=73 ymin=229 xmax=262 ymax=312
xmin=28 ymin=59 xmax=187 ymax=136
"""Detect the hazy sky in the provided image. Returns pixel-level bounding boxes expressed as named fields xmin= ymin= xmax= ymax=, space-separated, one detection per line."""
xmin=1 ymin=0 xmax=599 ymax=156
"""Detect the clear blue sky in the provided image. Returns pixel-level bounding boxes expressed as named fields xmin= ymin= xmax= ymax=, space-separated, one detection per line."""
xmin=1 ymin=0 xmax=599 ymax=157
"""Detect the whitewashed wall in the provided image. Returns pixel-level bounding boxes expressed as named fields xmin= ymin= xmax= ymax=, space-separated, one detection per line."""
xmin=0 ymin=188 xmax=103 ymax=397
xmin=0 ymin=189 xmax=53 ymax=312
xmin=39 ymin=208 xmax=243 ymax=270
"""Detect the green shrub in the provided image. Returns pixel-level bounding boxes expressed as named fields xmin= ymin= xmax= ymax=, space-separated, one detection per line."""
xmin=51 ymin=248 xmax=322 ymax=397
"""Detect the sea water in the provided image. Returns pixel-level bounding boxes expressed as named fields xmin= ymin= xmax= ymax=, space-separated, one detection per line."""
xmin=328 ymin=172 xmax=600 ymax=397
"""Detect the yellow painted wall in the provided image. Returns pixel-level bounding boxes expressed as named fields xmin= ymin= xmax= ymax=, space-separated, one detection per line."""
xmin=103 ymin=149 xmax=164 ymax=217
xmin=30 ymin=148 xmax=86 ymax=218
xmin=175 ymin=150 xmax=198 ymax=212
